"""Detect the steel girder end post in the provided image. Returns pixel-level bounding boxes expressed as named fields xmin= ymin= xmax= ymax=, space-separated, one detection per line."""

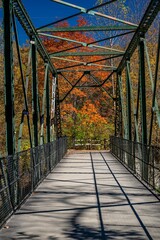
xmin=3 ymin=0 xmax=16 ymax=156
xmin=31 ymin=37 xmax=39 ymax=148
xmin=55 ymin=86 xmax=62 ymax=139
xmin=115 ymin=72 xmax=122 ymax=138
xmin=139 ymin=35 xmax=148 ymax=182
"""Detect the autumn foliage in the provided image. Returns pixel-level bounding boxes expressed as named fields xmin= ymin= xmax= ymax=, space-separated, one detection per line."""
xmin=40 ymin=18 xmax=115 ymax=143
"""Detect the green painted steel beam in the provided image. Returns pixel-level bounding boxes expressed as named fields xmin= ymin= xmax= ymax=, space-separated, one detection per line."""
xmin=58 ymin=65 xmax=115 ymax=71
xmin=126 ymin=61 xmax=140 ymax=143
xmin=31 ymin=41 xmax=39 ymax=147
xmin=50 ymin=76 xmax=57 ymax=141
xmin=39 ymin=25 xmax=137 ymax=32
xmin=149 ymin=27 xmax=160 ymax=146
xmin=139 ymin=37 xmax=148 ymax=182
xmin=117 ymin=73 xmax=127 ymax=139
xmin=134 ymin=77 xmax=140 ymax=142
xmin=54 ymin=54 xmax=122 ymax=68
xmin=57 ymin=69 xmax=111 ymax=73
xmin=144 ymin=40 xmax=160 ymax=128
xmin=50 ymin=51 xmax=123 ymax=57
xmin=115 ymin=73 xmax=122 ymax=137
xmin=126 ymin=60 xmax=132 ymax=141
xmin=139 ymin=38 xmax=147 ymax=145
xmin=46 ymin=69 xmax=51 ymax=143
xmin=40 ymin=63 xmax=49 ymax=145
xmin=3 ymin=0 xmax=15 ymax=155
xmin=55 ymin=85 xmax=62 ymax=138
xmin=51 ymin=56 xmax=117 ymax=70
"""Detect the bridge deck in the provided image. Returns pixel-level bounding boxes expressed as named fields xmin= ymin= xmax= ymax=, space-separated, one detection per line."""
xmin=0 ymin=151 xmax=160 ymax=240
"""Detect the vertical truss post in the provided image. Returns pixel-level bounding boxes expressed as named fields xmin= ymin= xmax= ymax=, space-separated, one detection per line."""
xmin=126 ymin=60 xmax=140 ymax=143
xmin=3 ymin=0 xmax=15 ymax=155
xmin=51 ymin=75 xmax=57 ymax=140
xmin=126 ymin=59 xmax=132 ymax=140
xmin=139 ymin=37 xmax=147 ymax=145
xmin=118 ymin=73 xmax=127 ymax=138
xmin=55 ymin=77 xmax=62 ymax=138
xmin=134 ymin=77 xmax=140 ymax=142
xmin=115 ymin=72 xmax=122 ymax=137
xmin=31 ymin=39 xmax=38 ymax=147
xmin=46 ymin=68 xmax=50 ymax=143
xmin=144 ymin=40 xmax=160 ymax=128
xmin=126 ymin=59 xmax=135 ymax=169
xmin=40 ymin=63 xmax=49 ymax=145
xmin=149 ymin=25 xmax=160 ymax=146
xmin=139 ymin=36 xmax=148 ymax=181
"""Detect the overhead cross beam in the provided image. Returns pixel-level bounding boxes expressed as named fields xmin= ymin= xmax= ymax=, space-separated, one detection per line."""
xmin=57 ymin=69 xmax=113 ymax=73
xmin=50 ymin=51 xmax=123 ymax=57
xmin=51 ymin=56 xmax=116 ymax=69
xmin=38 ymin=25 xmax=137 ymax=32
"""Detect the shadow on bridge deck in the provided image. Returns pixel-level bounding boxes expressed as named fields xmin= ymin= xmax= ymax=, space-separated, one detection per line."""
xmin=0 ymin=151 xmax=160 ymax=240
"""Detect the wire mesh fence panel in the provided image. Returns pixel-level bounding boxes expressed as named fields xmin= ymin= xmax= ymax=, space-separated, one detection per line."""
xmin=16 ymin=150 xmax=32 ymax=205
xmin=0 ymin=137 xmax=67 ymax=228
xmin=0 ymin=158 xmax=13 ymax=227
xmin=110 ymin=136 xmax=160 ymax=192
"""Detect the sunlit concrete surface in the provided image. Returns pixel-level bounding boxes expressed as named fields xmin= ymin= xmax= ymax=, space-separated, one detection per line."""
xmin=0 ymin=151 xmax=160 ymax=240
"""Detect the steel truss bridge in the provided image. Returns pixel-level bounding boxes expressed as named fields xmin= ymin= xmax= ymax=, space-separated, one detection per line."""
xmin=0 ymin=0 xmax=160 ymax=238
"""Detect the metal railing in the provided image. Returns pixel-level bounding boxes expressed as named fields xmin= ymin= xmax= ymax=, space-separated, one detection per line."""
xmin=0 ymin=137 xmax=67 ymax=228
xmin=68 ymin=138 xmax=110 ymax=150
xmin=110 ymin=136 xmax=160 ymax=192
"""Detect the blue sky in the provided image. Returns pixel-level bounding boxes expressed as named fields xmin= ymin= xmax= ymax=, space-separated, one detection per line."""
xmin=15 ymin=0 xmax=97 ymax=44
xmin=22 ymin=0 xmax=97 ymax=28
xmin=0 ymin=0 xmax=149 ymax=45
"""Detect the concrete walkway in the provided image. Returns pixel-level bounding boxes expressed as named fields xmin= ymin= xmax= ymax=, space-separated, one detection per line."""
xmin=0 ymin=151 xmax=160 ymax=240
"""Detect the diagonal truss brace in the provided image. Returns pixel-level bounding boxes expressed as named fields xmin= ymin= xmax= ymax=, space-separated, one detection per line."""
xmin=89 ymin=73 xmax=114 ymax=100
xmin=59 ymin=72 xmax=86 ymax=102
